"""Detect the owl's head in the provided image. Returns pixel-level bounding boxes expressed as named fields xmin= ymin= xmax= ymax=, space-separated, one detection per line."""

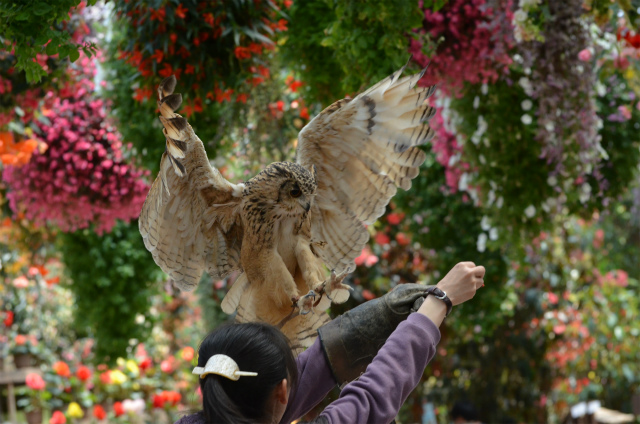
xmin=257 ymin=162 xmax=317 ymax=217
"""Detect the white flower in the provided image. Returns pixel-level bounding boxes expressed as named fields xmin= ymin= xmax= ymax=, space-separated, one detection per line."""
xmin=521 ymin=99 xmax=533 ymax=111
xmin=489 ymin=227 xmax=499 ymax=241
xmin=481 ymin=83 xmax=489 ymax=95
xmin=473 ymin=96 xmax=480 ymax=109
xmin=544 ymin=121 xmax=555 ymax=132
xmin=521 ymin=114 xmax=532 ymax=125
xmin=524 ymin=205 xmax=536 ymax=218
xmin=476 ymin=233 xmax=487 ymax=252
xmin=123 ymin=399 xmax=145 ymax=415
xmin=471 ymin=116 xmax=488 ymax=145
xmin=547 ymin=176 xmax=557 ymax=186
xmin=514 ymin=10 xmax=528 ymax=23
xmin=458 ymin=173 xmax=469 ymax=191
xmin=513 ymin=53 xmax=524 ymax=63
xmin=518 ymin=77 xmax=533 ymax=96
xmin=480 ymin=215 xmax=491 ymax=231
xmin=496 ymin=196 xmax=504 ymax=209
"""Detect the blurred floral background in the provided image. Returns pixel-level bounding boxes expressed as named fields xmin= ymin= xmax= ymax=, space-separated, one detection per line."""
xmin=0 ymin=0 xmax=639 ymax=423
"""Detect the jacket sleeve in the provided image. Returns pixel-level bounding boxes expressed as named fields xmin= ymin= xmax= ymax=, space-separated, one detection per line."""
xmin=318 ymin=313 xmax=441 ymax=424
xmin=280 ymin=338 xmax=337 ymax=424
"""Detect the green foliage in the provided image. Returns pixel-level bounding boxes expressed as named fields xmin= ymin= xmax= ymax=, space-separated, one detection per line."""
xmin=451 ymin=77 xmax=553 ymax=241
xmin=0 ymin=0 xmax=98 ymax=82
xmin=57 ymin=220 xmax=163 ymax=363
xmin=395 ymin=147 xmax=512 ymax=337
xmin=282 ymin=0 xmax=423 ymax=103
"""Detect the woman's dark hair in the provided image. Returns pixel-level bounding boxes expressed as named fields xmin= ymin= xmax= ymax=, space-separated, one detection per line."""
xmin=197 ymin=322 xmax=298 ymax=423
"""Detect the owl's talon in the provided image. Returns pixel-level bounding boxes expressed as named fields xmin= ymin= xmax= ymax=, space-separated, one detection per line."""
xmin=322 ymin=269 xmax=352 ymax=304
xmin=296 ymin=290 xmax=317 ymax=315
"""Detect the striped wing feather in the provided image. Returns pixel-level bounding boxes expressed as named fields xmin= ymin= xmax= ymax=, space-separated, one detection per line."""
xmin=139 ymin=76 xmax=245 ymax=291
xmin=296 ymin=63 xmax=435 ymax=274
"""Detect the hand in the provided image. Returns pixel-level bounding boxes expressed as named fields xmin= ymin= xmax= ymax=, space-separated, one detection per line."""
xmin=436 ymin=261 xmax=485 ymax=306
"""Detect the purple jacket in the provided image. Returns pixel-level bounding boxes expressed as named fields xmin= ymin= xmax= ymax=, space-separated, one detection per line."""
xmin=175 ymin=313 xmax=440 ymax=424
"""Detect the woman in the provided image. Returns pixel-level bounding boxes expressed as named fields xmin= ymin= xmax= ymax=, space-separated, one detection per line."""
xmin=177 ymin=261 xmax=485 ymax=424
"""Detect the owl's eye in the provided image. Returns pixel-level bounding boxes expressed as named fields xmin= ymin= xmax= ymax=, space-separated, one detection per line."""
xmin=290 ymin=187 xmax=302 ymax=198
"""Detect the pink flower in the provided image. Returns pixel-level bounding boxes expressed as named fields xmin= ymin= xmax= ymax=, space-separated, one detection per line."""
xmin=354 ymin=247 xmax=378 ymax=267
xmin=547 ymin=292 xmax=559 ymax=305
xmin=12 ymin=276 xmax=29 ymax=288
xmin=618 ymin=105 xmax=631 ymax=121
xmin=577 ymin=48 xmax=592 ymax=62
xmin=160 ymin=356 xmax=175 ymax=373
xmin=26 ymin=373 xmax=46 ymax=390
xmin=553 ymin=324 xmax=566 ymax=335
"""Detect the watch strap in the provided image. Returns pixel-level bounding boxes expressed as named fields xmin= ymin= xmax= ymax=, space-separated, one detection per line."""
xmin=424 ymin=286 xmax=453 ymax=317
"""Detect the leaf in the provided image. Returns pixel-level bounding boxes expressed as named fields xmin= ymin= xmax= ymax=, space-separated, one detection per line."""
xmin=46 ymin=42 xmax=58 ymax=56
xmin=69 ymin=48 xmax=80 ymax=62
xmin=242 ymin=27 xmax=274 ymax=45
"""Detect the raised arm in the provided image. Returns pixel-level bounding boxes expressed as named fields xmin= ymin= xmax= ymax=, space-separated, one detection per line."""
xmin=318 ymin=262 xmax=485 ymax=424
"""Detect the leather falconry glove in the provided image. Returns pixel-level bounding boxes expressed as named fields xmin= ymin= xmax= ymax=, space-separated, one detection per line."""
xmin=317 ymin=283 xmax=433 ymax=386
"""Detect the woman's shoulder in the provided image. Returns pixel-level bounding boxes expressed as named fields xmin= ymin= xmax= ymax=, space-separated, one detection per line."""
xmin=174 ymin=411 xmax=206 ymax=424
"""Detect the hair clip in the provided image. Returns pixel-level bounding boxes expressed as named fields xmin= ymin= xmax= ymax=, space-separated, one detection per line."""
xmin=192 ymin=354 xmax=258 ymax=381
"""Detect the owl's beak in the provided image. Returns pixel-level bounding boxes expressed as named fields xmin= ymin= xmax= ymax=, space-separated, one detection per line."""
xmin=304 ymin=202 xmax=311 ymax=212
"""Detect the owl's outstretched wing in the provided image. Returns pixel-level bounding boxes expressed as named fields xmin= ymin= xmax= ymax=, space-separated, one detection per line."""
xmin=296 ymin=63 xmax=436 ymax=274
xmin=139 ymin=76 xmax=245 ymax=291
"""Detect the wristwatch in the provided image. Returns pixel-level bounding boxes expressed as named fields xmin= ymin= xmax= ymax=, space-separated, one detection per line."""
xmin=424 ymin=286 xmax=453 ymax=317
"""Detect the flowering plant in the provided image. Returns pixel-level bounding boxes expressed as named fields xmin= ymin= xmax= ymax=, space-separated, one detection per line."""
xmin=16 ymin=372 xmax=53 ymax=412
xmin=113 ymin=0 xmax=291 ymax=112
xmin=2 ymin=54 xmax=150 ymax=234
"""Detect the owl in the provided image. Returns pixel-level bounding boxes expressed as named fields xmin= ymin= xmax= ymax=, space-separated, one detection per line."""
xmin=139 ymin=61 xmax=437 ymax=353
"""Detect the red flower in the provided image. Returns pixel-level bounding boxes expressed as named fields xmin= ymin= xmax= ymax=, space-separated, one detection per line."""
xmin=150 ymin=7 xmax=166 ymax=22
xmin=288 ymin=80 xmax=303 ymax=92
xmin=236 ymin=93 xmax=248 ymax=104
xmin=362 ymin=289 xmax=376 ymax=301
xmin=276 ymin=100 xmax=285 ymax=112
xmin=185 ymin=64 xmax=195 ymax=75
xmin=387 ymin=212 xmax=405 ymax=225
xmin=284 ymin=0 xmax=293 ymax=8
xmin=249 ymin=76 xmax=264 ymax=86
xmin=4 ymin=310 xmax=13 ymax=327
xmin=163 ymin=390 xmax=182 ymax=405
xmin=26 ymin=373 xmax=46 ymax=390
xmin=299 ymin=107 xmax=309 ymax=120
xmin=93 ymin=405 xmax=106 ymax=420
xmin=257 ymin=65 xmax=270 ymax=78
xmin=150 ymin=49 xmax=164 ymax=64
xmin=175 ymin=4 xmax=188 ymax=19
xmin=181 ymin=346 xmax=195 ymax=361
xmin=53 ymin=361 xmax=71 ymax=378
xmin=139 ymin=357 xmax=152 ymax=371
xmin=15 ymin=334 xmax=27 ymax=345
xmin=234 ymin=46 xmax=252 ymax=60
xmin=374 ymin=232 xmax=390 ymax=245
xmin=395 ymin=232 xmax=411 ymax=246
xmin=76 ymin=365 xmax=91 ymax=381
xmin=46 ymin=276 xmax=60 ymax=286
xmin=50 ymin=411 xmax=66 ymax=424
xmin=274 ymin=19 xmax=288 ymax=31
xmin=158 ymin=62 xmax=173 ymax=78
xmin=99 ymin=370 xmax=111 ymax=384
xmin=113 ymin=401 xmax=125 ymax=417
xmin=203 ymin=13 xmax=214 ymax=26
xmin=248 ymin=43 xmax=262 ymax=54
xmin=153 ymin=393 xmax=165 ymax=408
